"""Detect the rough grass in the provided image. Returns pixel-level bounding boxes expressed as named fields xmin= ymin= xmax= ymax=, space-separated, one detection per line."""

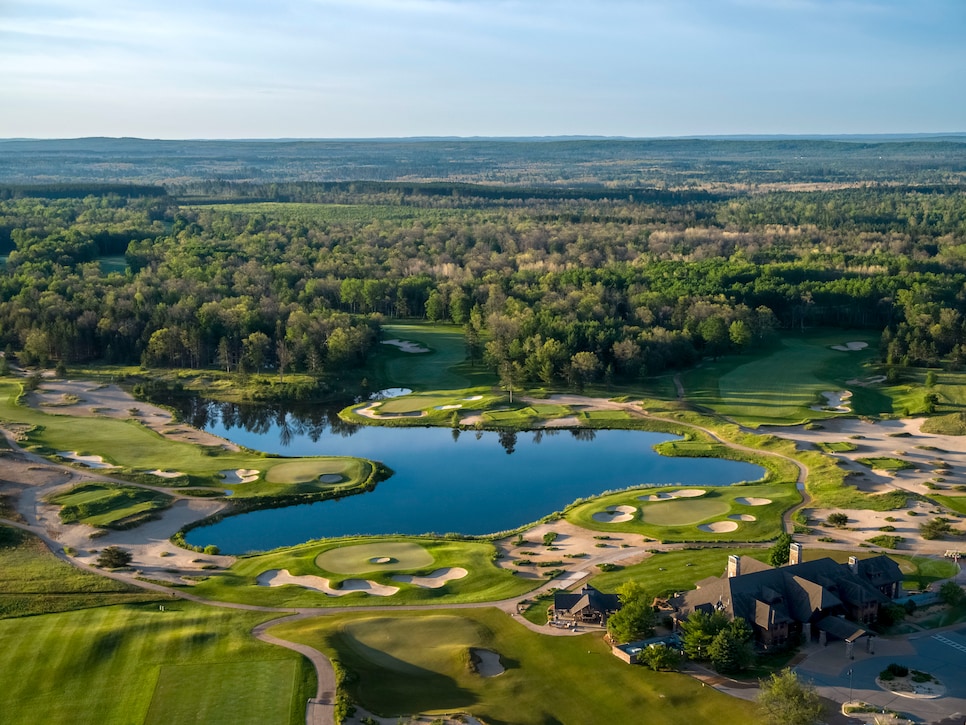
xmin=0 ymin=602 xmax=311 ymax=725
xmin=856 ymin=457 xmax=915 ymax=471
xmin=187 ymin=537 xmax=536 ymax=607
xmin=819 ymin=441 xmax=860 ymax=453
xmin=921 ymin=412 xmax=966 ymax=436
xmin=567 ymin=484 xmax=798 ymax=542
xmin=271 ymin=607 xmax=757 ymax=725
xmin=48 ymin=483 xmax=172 ymax=528
xmin=0 ymin=525 xmax=155 ymax=618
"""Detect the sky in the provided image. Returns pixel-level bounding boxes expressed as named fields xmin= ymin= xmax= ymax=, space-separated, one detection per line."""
xmin=1 ymin=0 xmax=964 ymax=139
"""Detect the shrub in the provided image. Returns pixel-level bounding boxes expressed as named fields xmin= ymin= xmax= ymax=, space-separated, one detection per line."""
xmin=96 ymin=546 xmax=132 ymax=569
xmin=826 ymin=512 xmax=849 ymax=527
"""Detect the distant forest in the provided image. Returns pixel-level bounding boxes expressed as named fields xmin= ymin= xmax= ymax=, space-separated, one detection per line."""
xmin=1 ymin=138 xmax=965 ymax=395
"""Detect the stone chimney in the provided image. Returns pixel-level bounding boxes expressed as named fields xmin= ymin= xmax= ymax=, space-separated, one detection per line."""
xmin=848 ymin=556 xmax=858 ymax=574
xmin=789 ymin=542 xmax=803 ymax=566
xmin=728 ymin=554 xmax=740 ymax=578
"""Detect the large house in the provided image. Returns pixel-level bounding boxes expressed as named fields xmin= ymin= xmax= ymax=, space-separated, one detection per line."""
xmin=669 ymin=544 xmax=902 ymax=652
xmin=551 ymin=585 xmax=621 ymax=626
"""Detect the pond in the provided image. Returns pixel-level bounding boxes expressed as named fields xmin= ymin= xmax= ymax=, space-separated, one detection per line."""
xmin=177 ymin=400 xmax=764 ymax=553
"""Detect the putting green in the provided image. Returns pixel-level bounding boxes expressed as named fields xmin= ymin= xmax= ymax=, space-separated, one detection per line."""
xmin=264 ymin=460 xmax=348 ymax=484
xmin=316 ymin=542 xmax=434 ymax=574
xmin=341 ymin=615 xmax=485 ymax=674
xmin=638 ymin=499 xmax=730 ymax=526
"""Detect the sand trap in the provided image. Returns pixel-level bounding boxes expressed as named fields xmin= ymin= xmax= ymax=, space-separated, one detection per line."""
xmin=592 ymin=505 xmax=636 ymax=523
xmin=811 ymin=390 xmax=852 ymax=412
xmin=436 ymin=404 xmax=462 ymax=410
xmin=735 ymin=497 xmax=772 ymax=506
xmin=369 ymin=387 xmax=412 ymax=400
xmin=146 ymin=469 xmax=184 ymax=479
xmin=846 ymin=374 xmax=887 ymax=386
xmin=831 ymin=341 xmax=869 ymax=352
xmin=464 ymin=395 xmax=483 ymax=401
xmin=729 ymin=513 xmax=757 ymax=521
xmin=640 ymin=491 xmax=675 ymax=501
xmin=381 ymin=339 xmax=429 ymax=353
xmin=391 ymin=567 xmax=469 ymax=588
xmin=220 ymin=468 xmax=259 ymax=484
xmin=674 ymin=489 xmax=706 ymax=498
xmin=256 ymin=569 xmax=399 ymax=597
xmin=699 ymin=521 xmax=739 ymax=533
xmin=370 ymin=557 xmax=394 ymax=564
xmin=56 ymin=451 xmax=117 ymax=469
xmin=471 ymin=648 xmax=505 ymax=677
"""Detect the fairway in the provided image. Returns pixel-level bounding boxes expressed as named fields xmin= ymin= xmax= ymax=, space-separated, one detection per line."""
xmin=272 ymin=608 xmax=757 ymax=724
xmin=681 ymin=332 xmax=880 ymax=426
xmin=0 ymin=603 xmax=310 ymax=725
xmin=370 ymin=323 xmax=494 ymax=390
xmin=316 ymin=542 xmax=434 ymax=574
xmin=638 ymin=498 xmax=730 ymax=526
xmin=49 ymin=482 xmax=171 ymax=528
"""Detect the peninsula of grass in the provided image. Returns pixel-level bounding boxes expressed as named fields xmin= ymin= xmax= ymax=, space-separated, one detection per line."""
xmin=0 ymin=379 xmax=378 ymax=501
xmin=48 ymin=483 xmax=172 ymax=529
xmin=857 ymin=457 xmax=916 ymax=471
xmin=0 ymin=602 xmax=312 ymax=725
xmin=921 ymin=412 xmax=966 ymax=436
xmin=270 ymin=607 xmax=757 ymax=725
xmin=819 ymin=440 xmax=860 ymax=453
xmin=567 ymin=484 xmax=799 ymax=542
xmin=0 ymin=525 xmax=155 ymax=618
xmin=186 ymin=536 xmax=537 ymax=607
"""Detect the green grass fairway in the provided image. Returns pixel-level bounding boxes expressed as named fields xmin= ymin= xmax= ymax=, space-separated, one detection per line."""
xmin=930 ymin=494 xmax=966 ymax=514
xmin=637 ymin=498 xmax=731 ymax=526
xmin=316 ymin=542 xmax=434 ymax=574
xmin=272 ymin=608 xmax=756 ymax=724
xmin=189 ymin=537 xmax=536 ymax=607
xmin=371 ymin=323 xmax=494 ymax=390
xmin=264 ymin=460 xmax=347 ymax=484
xmin=568 ymin=484 xmax=798 ymax=542
xmin=857 ymin=456 xmax=915 ymax=471
xmin=0 ymin=602 xmax=311 ymax=725
xmin=681 ymin=332 xmax=881 ymax=426
xmin=49 ymin=483 xmax=171 ymax=528
xmin=0 ymin=525 xmax=155 ymax=618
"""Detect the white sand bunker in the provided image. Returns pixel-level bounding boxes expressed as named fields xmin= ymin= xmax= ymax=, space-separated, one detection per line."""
xmin=436 ymin=404 xmax=462 ymax=410
xmin=391 ymin=567 xmax=469 ymax=589
xmin=831 ymin=341 xmax=869 ymax=352
xmin=256 ymin=569 xmax=399 ymax=597
xmin=57 ymin=451 xmax=117 ymax=468
xmin=220 ymin=468 xmax=259 ymax=484
xmin=471 ymin=648 xmax=505 ymax=677
xmin=699 ymin=521 xmax=739 ymax=533
xmin=729 ymin=514 xmax=757 ymax=521
xmin=811 ymin=390 xmax=852 ymax=412
xmin=639 ymin=488 xmax=705 ymax=502
xmin=381 ymin=339 xmax=429 ymax=353
xmin=847 ymin=374 xmax=887 ymax=386
xmin=319 ymin=474 xmax=343 ymax=484
xmin=735 ymin=497 xmax=772 ymax=506
xmin=640 ymin=491 xmax=675 ymax=501
xmin=592 ymin=505 xmax=636 ymax=523
xmin=147 ymin=469 xmax=184 ymax=479
xmin=674 ymin=489 xmax=706 ymax=498
xmin=370 ymin=557 xmax=394 ymax=564
xmin=464 ymin=395 xmax=483 ymax=401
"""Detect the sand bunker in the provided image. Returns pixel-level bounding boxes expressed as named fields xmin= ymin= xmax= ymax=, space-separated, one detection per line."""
xmin=471 ymin=648 xmax=505 ymax=677
xmin=256 ymin=569 xmax=399 ymax=597
xmin=370 ymin=557 xmax=394 ymax=564
xmin=464 ymin=395 xmax=483 ymax=401
xmin=147 ymin=469 xmax=184 ymax=479
xmin=220 ymin=468 xmax=259 ymax=484
xmin=735 ymin=497 xmax=772 ymax=506
xmin=831 ymin=341 xmax=869 ymax=352
xmin=639 ymin=488 xmax=705 ymax=502
xmin=729 ymin=514 xmax=757 ymax=521
xmin=699 ymin=521 xmax=739 ymax=533
xmin=57 ymin=451 xmax=117 ymax=469
xmin=592 ymin=505 xmax=636 ymax=523
xmin=811 ymin=390 xmax=852 ymax=412
xmin=846 ymin=374 xmax=887 ymax=386
xmin=436 ymin=404 xmax=462 ymax=410
xmin=391 ymin=567 xmax=469 ymax=589
xmin=381 ymin=339 xmax=429 ymax=353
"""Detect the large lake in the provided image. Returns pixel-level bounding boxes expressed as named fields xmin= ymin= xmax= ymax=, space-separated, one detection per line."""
xmin=178 ymin=401 xmax=764 ymax=553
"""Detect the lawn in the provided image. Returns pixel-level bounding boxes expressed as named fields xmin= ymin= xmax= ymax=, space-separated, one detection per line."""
xmin=567 ymin=484 xmax=799 ymax=542
xmin=0 ymin=602 xmax=312 ymax=725
xmin=368 ymin=322 xmax=494 ymax=390
xmin=680 ymin=331 xmax=882 ymax=426
xmin=187 ymin=536 xmax=537 ymax=607
xmin=929 ymin=494 xmax=966 ymax=514
xmin=0 ymin=378 xmax=377 ymax=498
xmin=270 ymin=608 xmax=758 ymax=725
xmin=856 ymin=457 xmax=915 ymax=471
xmin=48 ymin=482 xmax=172 ymax=528
xmin=0 ymin=525 xmax=155 ymax=618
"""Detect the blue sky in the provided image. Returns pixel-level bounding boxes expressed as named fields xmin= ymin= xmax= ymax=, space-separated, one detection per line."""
xmin=1 ymin=0 xmax=963 ymax=138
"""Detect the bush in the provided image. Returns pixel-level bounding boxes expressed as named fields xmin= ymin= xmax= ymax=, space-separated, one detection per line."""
xmin=939 ymin=581 xmax=966 ymax=606
xmin=96 ymin=546 xmax=132 ymax=569
xmin=826 ymin=512 xmax=849 ymax=527
xmin=883 ymin=663 xmax=909 ymax=678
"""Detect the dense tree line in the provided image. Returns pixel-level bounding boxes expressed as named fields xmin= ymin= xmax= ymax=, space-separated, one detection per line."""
xmin=0 ymin=183 xmax=965 ymax=388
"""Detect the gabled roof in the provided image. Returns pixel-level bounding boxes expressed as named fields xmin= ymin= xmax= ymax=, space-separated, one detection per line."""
xmin=817 ymin=615 xmax=867 ymax=643
xmin=554 ymin=585 xmax=620 ymax=614
xmin=855 ymin=556 xmax=903 ymax=587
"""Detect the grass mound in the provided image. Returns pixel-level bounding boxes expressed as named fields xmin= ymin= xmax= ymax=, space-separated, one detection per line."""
xmin=921 ymin=412 xmax=966 ymax=436
xmin=856 ymin=457 xmax=915 ymax=471
xmin=48 ymin=483 xmax=171 ymax=529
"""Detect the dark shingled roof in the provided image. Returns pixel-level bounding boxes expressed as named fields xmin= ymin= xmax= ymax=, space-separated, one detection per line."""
xmin=554 ymin=585 xmax=620 ymax=615
xmin=817 ymin=616 xmax=867 ymax=643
